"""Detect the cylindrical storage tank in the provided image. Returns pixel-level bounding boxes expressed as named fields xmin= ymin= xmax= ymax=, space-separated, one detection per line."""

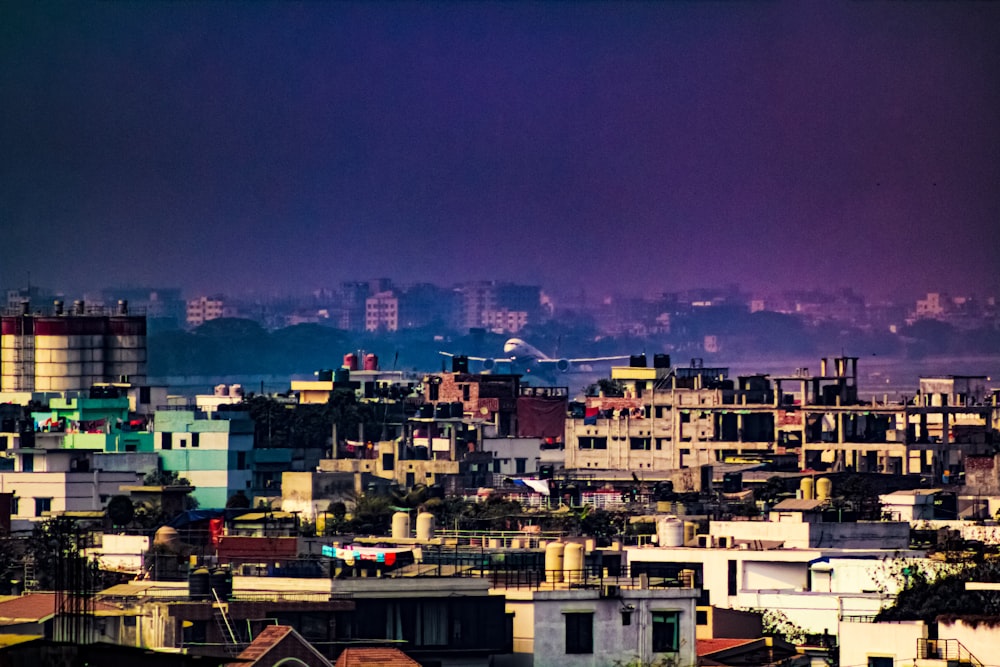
xmin=316 ymin=369 xmax=333 ymax=382
xmin=683 ymin=521 xmax=698 ymax=546
xmin=816 ymin=477 xmax=833 ymax=501
xmin=418 ymin=404 xmax=434 ymax=419
xmin=334 ymin=368 xmax=350 ymax=384
xmin=1 ymin=316 xmax=35 ymax=391
xmin=545 ymin=542 xmax=565 ymax=583
xmin=657 ymin=516 xmax=685 ymax=547
xmin=188 ymin=567 xmax=211 ymax=601
xmin=209 ymin=567 xmax=233 ymax=601
xmin=105 ymin=315 xmax=147 ymax=385
xmin=154 ymin=526 xmax=180 ymax=552
xmin=450 ymin=402 xmax=464 ymax=418
xmin=343 ymin=353 xmax=358 ymax=371
xmin=363 ymin=353 xmax=379 ymax=371
xmin=416 ymin=512 xmax=436 ymax=541
xmin=563 ymin=543 xmax=585 ymax=584
xmin=434 ymin=403 xmax=449 ymax=419
xmin=392 ymin=511 xmax=411 ymax=540
xmin=800 ymin=477 xmax=815 ymax=500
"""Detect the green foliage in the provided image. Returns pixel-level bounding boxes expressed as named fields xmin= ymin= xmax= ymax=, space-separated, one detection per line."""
xmin=246 ymin=391 xmax=384 ymax=451
xmin=876 ymin=560 xmax=1000 ymax=623
xmin=25 ymin=516 xmax=84 ymax=590
xmin=744 ymin=608 xmax=806 ymax=645
xmin=143 ymin=469 xmax=191 ymax=486
xmin=107 ymin=495 xmax=135 ymax=527
xmin=226 ymin=491 xmax=251 ymax=509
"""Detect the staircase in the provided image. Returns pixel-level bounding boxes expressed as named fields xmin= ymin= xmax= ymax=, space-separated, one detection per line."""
xmin=917 ymin=638 xmax=983 ymax=667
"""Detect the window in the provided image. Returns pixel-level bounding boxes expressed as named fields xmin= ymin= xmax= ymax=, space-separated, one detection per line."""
xmin=564 ymin=612 xmax=593 ymax=654
xmin=34 ymin=497 xmax=52 ymax=517
xmin=161 ymin=433 xmax=172 ymax=450
xmin=515 ymin=458 xmax=527 ymax=474
xmin=139 ymin=386 xmax=151 ymax=405
xmin=630 ymin=437 xmax=651 ymax=451
xmin=728 ymin=560 xmax=738 ymax=596
xmin=578 ymin=437 xmax=607 ymax=450
xmin=22 ymin=454 xmax=34 ymax=472
xmin=651 ymin=611 xmax=679 ymax=653
xmin=696 ymin=609 xmax=708 ymax=625
xmin=868 ymin=658 xmax=893 ymax=667
xmin=191 ymin=433 xmax=199 ymax=448
xmin=236 ymin=451 xmax=247 ymax=470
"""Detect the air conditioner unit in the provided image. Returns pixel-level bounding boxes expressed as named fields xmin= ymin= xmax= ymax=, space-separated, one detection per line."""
xmin=696 ymin=534 xmax=711 ymax=548
xmin=717 ymin=536 xmax=731 ymax=549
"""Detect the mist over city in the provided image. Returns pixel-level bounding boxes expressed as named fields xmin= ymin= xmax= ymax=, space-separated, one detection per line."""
xmin=3 ymin=2 xmax=1000 ymax=666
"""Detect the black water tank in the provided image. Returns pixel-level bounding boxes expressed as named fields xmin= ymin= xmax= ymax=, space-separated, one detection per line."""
xmin=450 ymin=402 xmax=464 ymax=418
xmin=418 ymin=404 xmax=434 ymax=419
xmin=210 ymin=567 xmax=233 ymax=602
xmin=653 ymin=354 xmax=671 ymax=369
xmin=434 ymin=403 xmax=449 ymax=419
xmin=188 ymin=568 xmax=211 ymax=601
xmin=629 ymin=354 xmax=647 ymax=368
xmin=317 ymin=369 xmax=333 ymax=381
xmin=452 ymin=356 xmax=469 ymax=373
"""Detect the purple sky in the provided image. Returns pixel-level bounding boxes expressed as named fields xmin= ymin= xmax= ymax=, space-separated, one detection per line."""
xmin=3 ymin=1 xmax=998 ymax=300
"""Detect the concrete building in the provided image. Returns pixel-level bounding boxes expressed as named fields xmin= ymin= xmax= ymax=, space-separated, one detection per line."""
xmin=364 ymin=291 xmax=398 ymax=332
xmin=185 ymin=295 xmax=233 ymax=327
xmin=153 ymin=409 xmax=254 ymax=508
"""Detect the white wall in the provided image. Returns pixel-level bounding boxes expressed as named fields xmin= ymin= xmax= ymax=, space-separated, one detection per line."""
xmin=838 ymin=620 xmax=925 ymax=667
xmin=744 ymin=561 xmax=808 ymax=592
xmin=737 ymin=591 xmax=889 ymax=636
xmin=939 ymin=619 xmax=1000 ymax=666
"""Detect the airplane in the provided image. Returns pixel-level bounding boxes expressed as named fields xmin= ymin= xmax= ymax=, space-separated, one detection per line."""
xmin=440 ymin=337 xmax=630 ymax=373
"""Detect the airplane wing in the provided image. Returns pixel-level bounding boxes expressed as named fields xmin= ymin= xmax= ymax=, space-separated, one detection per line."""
xmin=438 ymin=351 xmax=491 ymax=362
xmin=537 ymin=355 xmax=631 ymax=364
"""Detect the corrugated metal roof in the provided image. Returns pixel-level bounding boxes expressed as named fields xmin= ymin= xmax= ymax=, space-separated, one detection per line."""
xmin=771 ymin=498 xmax=825 ymax=511
xmin=334 ymin=648 xmax=421 ymax=667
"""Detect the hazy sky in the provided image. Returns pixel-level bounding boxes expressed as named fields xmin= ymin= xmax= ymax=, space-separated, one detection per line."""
xmin=3 ymin=1 xmax=998 ymax=299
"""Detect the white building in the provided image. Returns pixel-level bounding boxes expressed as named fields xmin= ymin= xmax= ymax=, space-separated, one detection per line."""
xmin=365 ymin=291 xmax=398 ymax=332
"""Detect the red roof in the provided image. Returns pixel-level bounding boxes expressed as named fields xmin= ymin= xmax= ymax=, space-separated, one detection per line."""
xmin=334 ymin=647 xmax=420 ymax=667
xmin=697 ymin=638 xmax=757 ymax=656
xmin=231 ymin=625 xmax=332 ymax=667
xmin=0 ymin=593 xmax=118 ymax=625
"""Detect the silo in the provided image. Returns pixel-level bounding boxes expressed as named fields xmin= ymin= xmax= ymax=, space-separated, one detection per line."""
xmin=657 ymin=516 xmax=685 ymax=547
xmin=392 ymin=511 xmax=411 ymax=539
xmin=105 ymin=311 xmax=147 ymax=385
xmin=34 ymin=314 xmax=106 ymax=391
xmin=545 ymin=542 xmax=565 ymax=583
xmin=816 ymin=477 xmax=833 ymax=501
xmin=363 ymin=353 xmax=379 ymax=371
xmin=800 ymin=477 xmax=815 ymax=500
xmin=416 ymin=512 xmax=436 ymax=541
xmin=1 ymin=315 xmax=35 ymax=391
xmin=188 ymin=568 xmax=211 ymax=601
xmin=563 ymin=543 xmax=585 ymax=584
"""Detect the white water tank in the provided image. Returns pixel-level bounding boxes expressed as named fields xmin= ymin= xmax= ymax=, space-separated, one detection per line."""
xmin=657 ymin=516 xmax=685 ymax=547
xmin=564 ymin=543 xmax=585 ymax=583
xmin=416 ymin=512 xmax=436 ymax=541
xmin=391 ymin=512 xmax=411 ymax=540
xmin=545 ymin=542 xmax=565 ymax=583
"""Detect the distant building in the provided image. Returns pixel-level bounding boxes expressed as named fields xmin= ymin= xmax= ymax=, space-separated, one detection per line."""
xmin=364 ymin=291 xmax=398 ymax=332
xmin=186 ymin=295 xmax=234 ymax=327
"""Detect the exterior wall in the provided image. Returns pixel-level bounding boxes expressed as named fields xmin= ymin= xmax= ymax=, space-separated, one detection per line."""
xmin=482 ymin=437 xmax=546 ymax=476
xmin=2 ymin=470 xmax=142 ymax=524
xmin=154 ymin=411 xmax=254 ymax=508
xmin=739 ymin=590 xmax=889 ymax=635
xmin=84 ymin=534 xmax=150 ymax=572
xmin=743 ymin=560 xmax=808 ymax=592
xmin=528 ymin=588 xmax=698 ymax=667
xmin=838 ymin=620 xmax=926 ymax=667
xmin=709 ymin=519 xmax=911 ymax=550
xmin=939 ymin=619 xmax=1000 ymax=666
xmin=280 ymin=471 xmax=354 ymax=521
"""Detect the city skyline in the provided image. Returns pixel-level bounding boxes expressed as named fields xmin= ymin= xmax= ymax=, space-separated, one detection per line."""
xmin=3 ymin=2 xmax=999 ymax=298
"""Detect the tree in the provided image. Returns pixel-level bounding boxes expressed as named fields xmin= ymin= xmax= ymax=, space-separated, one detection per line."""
xmin=25 ymin=516 xmax=84 ymax=590
xmin=876 ymin=560 xmax=1000 ymax=623
xmin=107 ymin=495 xmax=135 ymax=528
xmin=226 ymin=491 xmax=251 ymax=509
